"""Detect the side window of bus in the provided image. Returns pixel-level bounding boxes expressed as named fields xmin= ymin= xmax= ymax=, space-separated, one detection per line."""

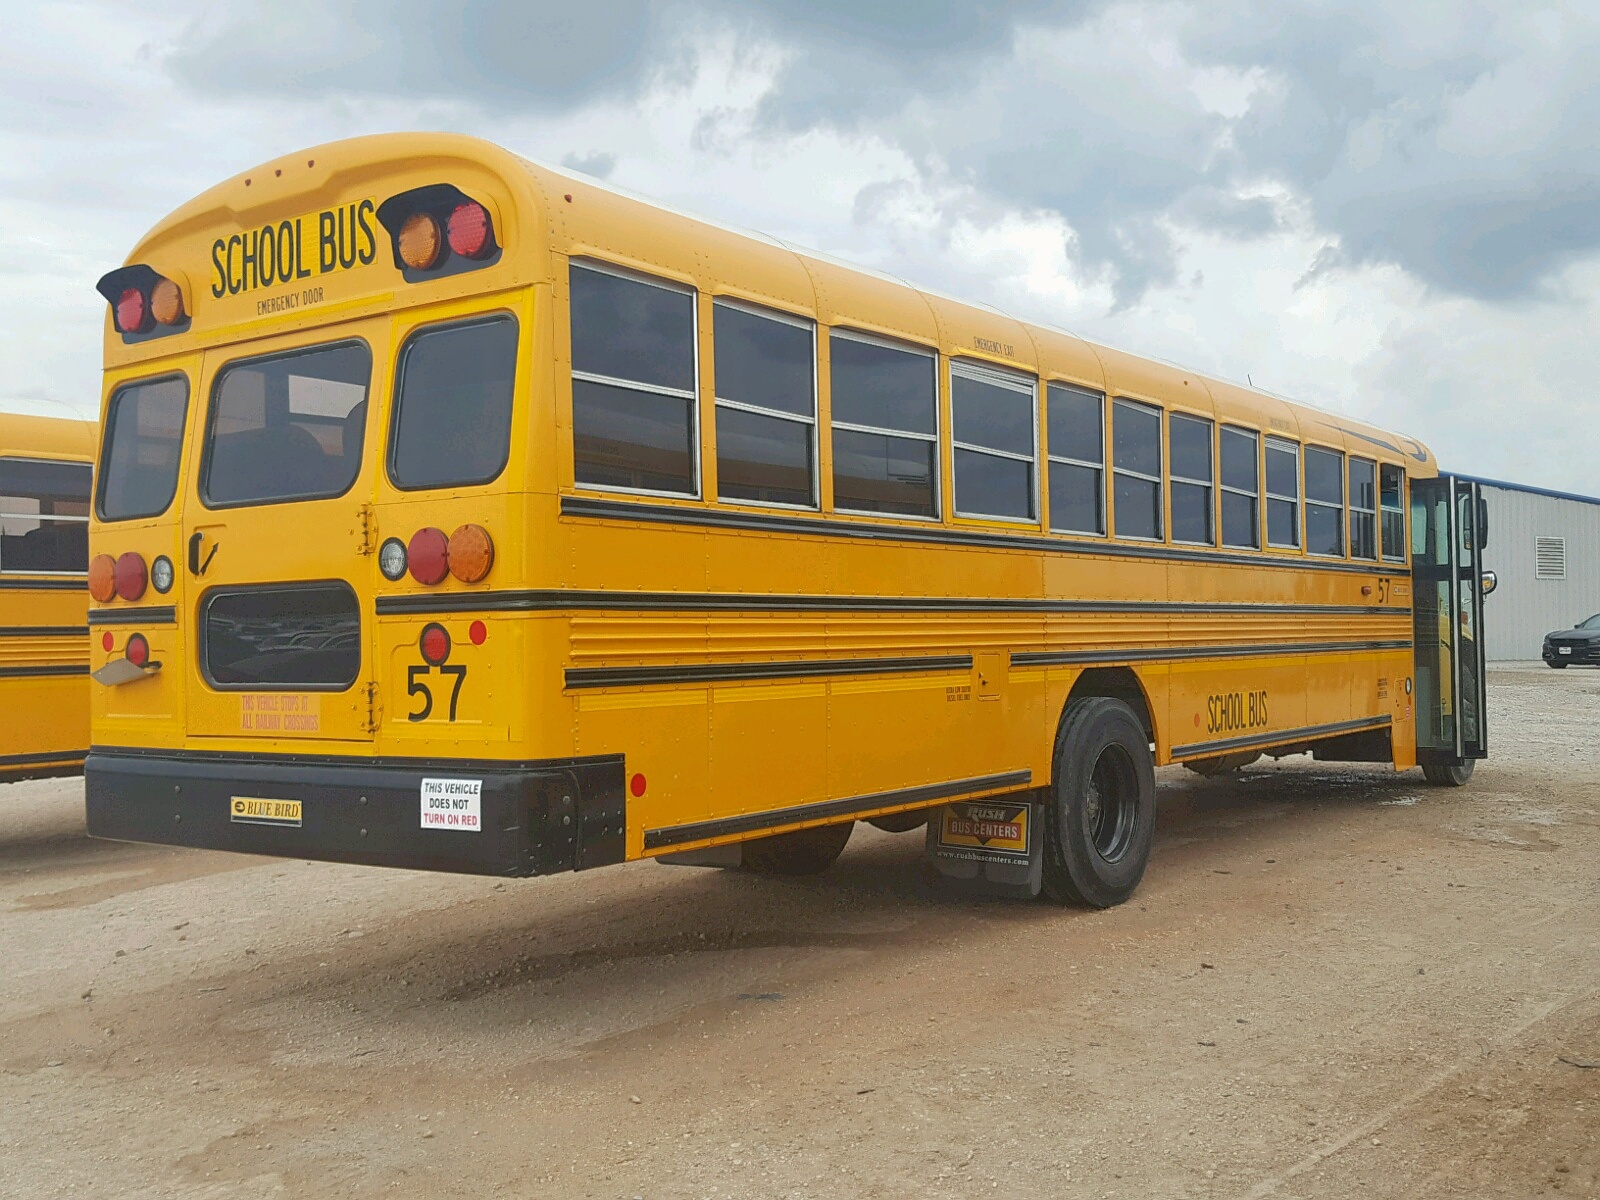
xmin=570 ymin=262 xmax=697 ymax=496
xmin=1046 ymin=383 xmax=1104 ymax=535
xmin=829 ymin=332 xmax=938 ymax=517
xmin=1304 ymin=446 xmax=1345 ymax=556
xmin=203 ymin=342 xmax=371 ymax=507
xmin=951 ymin=361 xmax=1036 ymax=521
xmin=1265 ymin=437 xmax=1301 ymax=549
xmin=1219 ymin=426 xmax=1260 ymax=549
xmin=1169 ymin=413 xmax=1214 ymax=545
xmin=1111 ymin=399 xmax=1162 ymax=540
xmin=0 ymin=458 xmax=90 ymax=573
xmin=390 ymin=316 xmax=519 ymax=490
xmin=1380 ymin=464 xmax=1406 ymax=562
xmin=1349 ymin=457 xmax=1378 ymax=559
xmin=713 ymin=301 xmax=816 ymax=507
xmin=98 ymin=376 xmax=188 ymax=522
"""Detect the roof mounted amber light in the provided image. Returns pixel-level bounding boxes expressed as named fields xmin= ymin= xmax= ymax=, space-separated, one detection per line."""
xmin=376 ymin=183 xmax=501 ymax=282
xmin=95 ymin=264 xmax=190 ymax=342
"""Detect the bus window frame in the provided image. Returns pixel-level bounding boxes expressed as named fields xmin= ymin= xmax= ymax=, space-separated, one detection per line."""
xmin=568 ymin=258 xmax=703 ymax=503
xmin=1111 ymin=397 xmax=1164 ymax=543
xmin=198 ymin=338 xmax=374 ymax=512
xmin=1167 ymin=410 xmax=1215 ymax=548
xmin=385 ymin=311 xmax=520 ymax=494
xmin=1044 ymin=380 xmax=1108 ymax=538
xmin=1380 ymin=462 xmax=1407 ymax=563
xmin=1302 ymin=443 xmax=1347 ymax=559
xmin=96 ymin=373 xmax=190 ymax=523
xmin=1218 ymin=424 xmax=1260 ymax=551
xmin=1264 ymin=435 xmax=1302 ymax=551
xmin=949 ymin=357 xmax=1039 ymax=526
xmin=828 ymin=327 xmax=942 ymax=523
xmin=710 ymin=296 xmax=820 ymax=513
xmin=1348 ymin=455 xmax=1378 ymax=561
xmin=0 ymin=455 xmax=91 ymax=575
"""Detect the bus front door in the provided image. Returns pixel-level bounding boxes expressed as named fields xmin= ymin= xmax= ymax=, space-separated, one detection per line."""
xmin=1410 ymin=474 xmax=1488 ymax=767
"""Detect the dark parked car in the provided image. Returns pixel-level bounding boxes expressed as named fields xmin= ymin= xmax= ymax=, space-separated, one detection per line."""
xmin=1543 ymin=613 xmax=1600 ymax=667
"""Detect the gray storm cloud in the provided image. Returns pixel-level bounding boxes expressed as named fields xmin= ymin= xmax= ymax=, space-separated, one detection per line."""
xmin=168 ymin=0 xmax=1600 ymax=307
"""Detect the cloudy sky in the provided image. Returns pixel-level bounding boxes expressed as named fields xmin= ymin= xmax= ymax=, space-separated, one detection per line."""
xmin=4 ymin=1 xmax=1597 ymax=493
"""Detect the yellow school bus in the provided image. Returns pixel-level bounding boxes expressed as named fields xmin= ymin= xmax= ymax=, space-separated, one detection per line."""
xmin=2 ymin=409 xmax=94 ymax=780
xmin=84 ymin=133 xmax=1488 ymax=905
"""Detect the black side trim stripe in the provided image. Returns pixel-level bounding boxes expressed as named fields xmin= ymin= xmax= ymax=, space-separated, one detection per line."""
xmin=89 ymin=606 xmax=177 ymax=627
xmin=567 ymin=654 xmax=972 ymax=690
xmin=562 ymin=495 xmax=1398 ymax=577
xmin=1172 ymin=715 xmax=1392 ymax=760
xmin=378 ymin=588 xmax=1409 ymax=619
xmin=0 ymin=665 xmax=88 ymax=679
xmin=0 ymin=749 xmax=87 ymax=768
xmin=89 ymin=745 xmax=626 ymax=774
xmin=0 ymin=625 xmax=89 ymax=637
xmin=644 ymin=769 xmax=1033 ymax=850
xmin=0 ymin=578 xmax=85 ymax=591
xmin=1012 ymin=639 xmax=1413 ymax=667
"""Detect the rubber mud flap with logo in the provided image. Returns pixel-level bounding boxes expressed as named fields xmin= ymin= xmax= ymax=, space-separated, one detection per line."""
xmin=925 ymin=795 xmax=1043 ymax=899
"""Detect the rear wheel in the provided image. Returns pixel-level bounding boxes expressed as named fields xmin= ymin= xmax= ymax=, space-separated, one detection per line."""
xmin=1420 ymin=755 xmax=1475 ymax=787
xmin=741 ymin=821 xmax=854 ymax=875
xmin=1042 ymin=697 xmax=1156 ymax=908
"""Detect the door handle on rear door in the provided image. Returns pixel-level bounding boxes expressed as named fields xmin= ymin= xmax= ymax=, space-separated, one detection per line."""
xmin=188 ymin=530 xmax=218 ymax=576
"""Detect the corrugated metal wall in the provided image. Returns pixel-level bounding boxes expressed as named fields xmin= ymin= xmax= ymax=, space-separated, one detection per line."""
xmin=1478 ymin=483 xmax=1600 ymax=660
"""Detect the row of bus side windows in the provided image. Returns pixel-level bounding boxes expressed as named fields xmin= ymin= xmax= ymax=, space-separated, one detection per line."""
xmin=567 ymin=261 xmax=1409 ymax=562
xmin=1048 ymin=386 xmax=1406 ymax=563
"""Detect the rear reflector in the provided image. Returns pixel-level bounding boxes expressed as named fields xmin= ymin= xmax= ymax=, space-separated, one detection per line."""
xmin=113 ymin=552 xmax=148 ymax=601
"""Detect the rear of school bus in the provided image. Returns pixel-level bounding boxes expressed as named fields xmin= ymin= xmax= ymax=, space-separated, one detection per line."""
xmin=86 ymin=134 xmax=623 ymax=875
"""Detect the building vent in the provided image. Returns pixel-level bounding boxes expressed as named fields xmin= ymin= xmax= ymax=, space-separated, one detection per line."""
xmin=1536 ymin=536 xmax=1567 ymax=580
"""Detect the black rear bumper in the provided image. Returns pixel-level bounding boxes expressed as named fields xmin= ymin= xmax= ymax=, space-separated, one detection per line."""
xmin=85 ymin=747 xmax=627 ymax=877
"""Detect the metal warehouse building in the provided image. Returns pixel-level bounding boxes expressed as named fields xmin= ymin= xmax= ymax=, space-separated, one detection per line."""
xmin=1467 ymin=476 xmax=1600 ymax=661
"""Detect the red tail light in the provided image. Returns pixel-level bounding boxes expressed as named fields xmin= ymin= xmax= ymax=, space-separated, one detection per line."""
xmin=420 ymin=623 xmax=451 ymax=666
xmin=407 ymin=527 xmax=449 ymax=585
xmin=113 ymin=552 xmax=148 ymax=601
xmin=115 ymin=288 xmax=149 ymax=334
xmin=125 ymin=633 xmax=150 ymax=668
xmin=446 ymin=202 xmax=492 ymax=259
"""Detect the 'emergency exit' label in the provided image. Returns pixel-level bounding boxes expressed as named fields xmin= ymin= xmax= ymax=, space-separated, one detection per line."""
xmin=420 ymin=778 xmax=482 ymax=832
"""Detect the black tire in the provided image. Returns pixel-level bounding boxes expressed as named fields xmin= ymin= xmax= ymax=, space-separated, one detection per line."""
xmin=1042 ymin=697 xmax=1156 ymax=908
xmin=867 ymin=810 xmax=928 ymax=833
xmin=1548 ymin=661 xmax=1567 ymax=669
xmin=1420 ymin=756 xmax=1475 ymax=787
xmin=741 ymin=821 xmax=854 ymax=875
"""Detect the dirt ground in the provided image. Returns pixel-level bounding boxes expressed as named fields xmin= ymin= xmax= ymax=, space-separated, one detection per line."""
xmin=1 ymin=664 xmax=1597 ymax=1200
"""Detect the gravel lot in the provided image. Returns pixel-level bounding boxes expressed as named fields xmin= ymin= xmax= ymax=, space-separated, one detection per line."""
xmin=2 ymin=664 xmax=1597 ymax=1199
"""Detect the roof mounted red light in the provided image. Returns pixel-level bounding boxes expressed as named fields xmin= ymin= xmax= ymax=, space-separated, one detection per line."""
xmin=115 ymin=288 xmax=149 ymax=334
xmin=446 ymin=202 xmax=492 ymax=259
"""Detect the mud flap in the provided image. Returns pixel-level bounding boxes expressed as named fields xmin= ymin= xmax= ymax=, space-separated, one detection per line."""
xmin=925 ymin=795 xmax=1043 ymax=899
